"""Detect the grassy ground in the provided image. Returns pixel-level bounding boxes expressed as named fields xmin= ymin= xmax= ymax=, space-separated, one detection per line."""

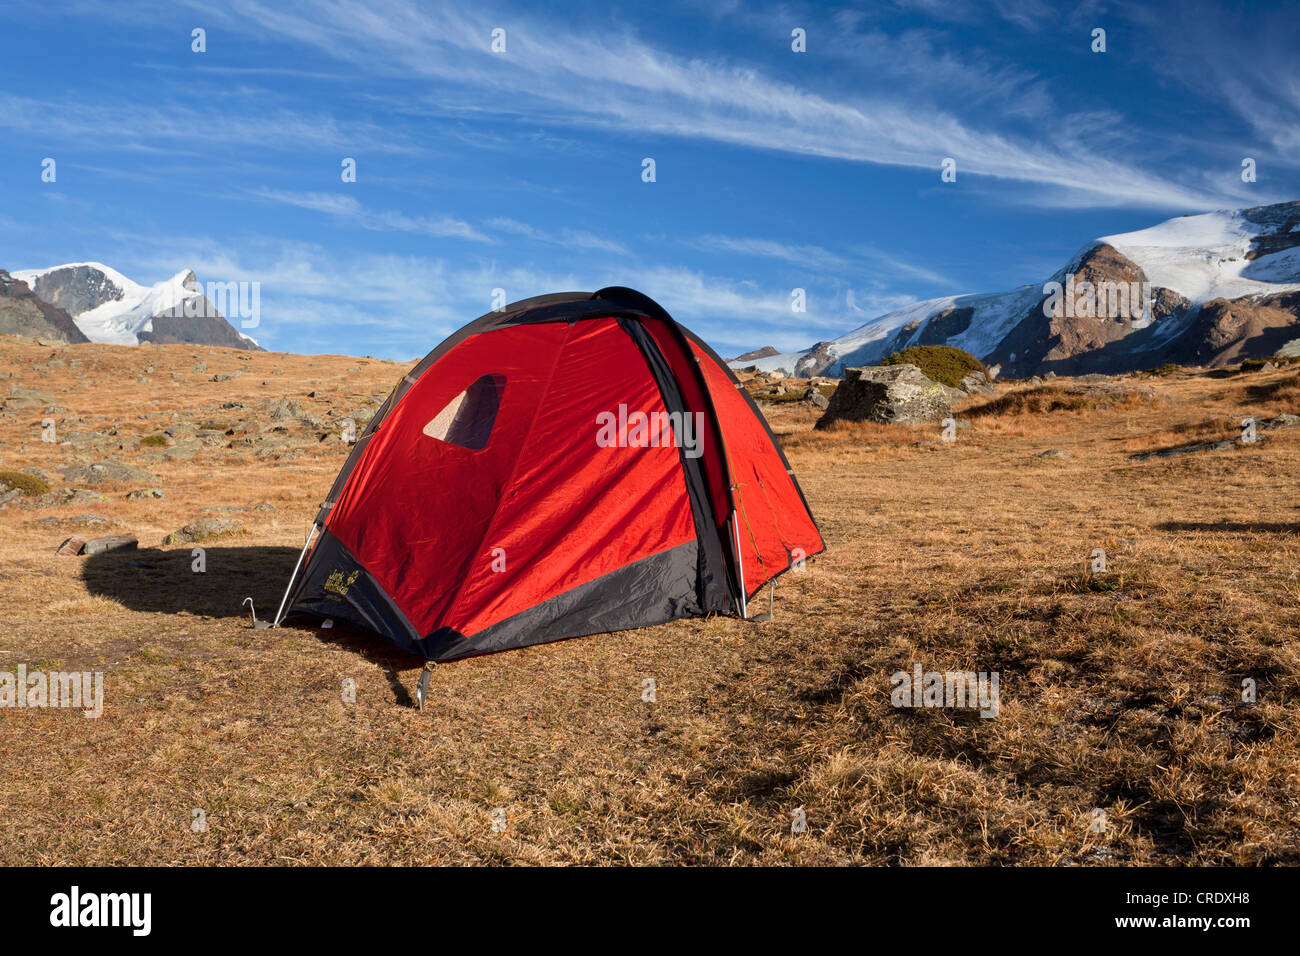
xmin=1 ymin=338 xmax=1297 ymax=864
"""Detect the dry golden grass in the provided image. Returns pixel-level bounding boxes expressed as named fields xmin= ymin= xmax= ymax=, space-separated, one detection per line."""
xmin=1 ymin=338 xmax=1298 ymax=865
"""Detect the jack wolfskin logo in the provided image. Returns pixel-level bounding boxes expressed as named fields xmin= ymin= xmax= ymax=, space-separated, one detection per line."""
xmin=324 ymin=569 xmax=360 ymax=599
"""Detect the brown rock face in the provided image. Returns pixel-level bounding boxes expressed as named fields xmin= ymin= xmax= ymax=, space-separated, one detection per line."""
xmin=24 ymin=264 xmax=126 ymax=316
xmin=733 ymin=345 xmax=779 ymax=362
xmin=0 ymin=270 xmax=90 ymax=343
xmin=987 ymin=243 xmax=1191 ymax=376
xmin=1242 ymin=201 xmax=1300 ymax=261
xmin=1173 ymin=291 xmax=1300 ymax=367
xmin=140 ymin=308 xmax=261 ymax=349
xmin=917 ymin=306 xmax=974 ymax=345
xmin=814 ymin=364 xmax=951 ymax=429
xmin=794 ymin=341 xmax=838 ymax=378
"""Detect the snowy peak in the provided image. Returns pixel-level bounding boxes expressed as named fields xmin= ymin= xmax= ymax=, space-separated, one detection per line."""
xmin=10 ymin=263 xmax=262 ymax=350
xmin=1099 ymin=201 xmax=1300 ymax=304
xmin=736 ymin=201 xmax=1300 ymax=378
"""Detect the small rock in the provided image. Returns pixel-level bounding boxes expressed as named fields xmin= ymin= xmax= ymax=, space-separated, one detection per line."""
xmin=163 ymin=516 xmax=243 ymax=545
xmin=56 ymin=535 xmax=89 ymax=556
xmin=83 ymin=533 xmax=139 ymax=556
xmin=125 ymin=488 xmax=165 ymax=500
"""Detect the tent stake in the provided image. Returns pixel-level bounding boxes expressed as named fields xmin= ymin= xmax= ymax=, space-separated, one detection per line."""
xmin=416 ymin=661 xmax=436 ymax=711
xmin=748 ymin=579 xmax=774 ymax=624
xmin=272 ymin=522 xmax=319 ymax=627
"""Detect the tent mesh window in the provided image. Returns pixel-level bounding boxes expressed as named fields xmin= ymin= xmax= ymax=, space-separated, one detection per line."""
xmin=422 ymin=373 xmax=506 ymax=450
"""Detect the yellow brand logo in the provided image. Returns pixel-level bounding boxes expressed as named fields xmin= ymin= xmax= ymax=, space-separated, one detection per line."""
xmin=324 ymin=569 xmax=360 ymax=599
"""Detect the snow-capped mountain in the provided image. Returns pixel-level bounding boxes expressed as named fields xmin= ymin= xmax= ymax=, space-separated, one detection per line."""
xmin=11 ymin=262 xmax=262 ymax=350
xmin=740 ymin=201 xmax=1300 ymax=377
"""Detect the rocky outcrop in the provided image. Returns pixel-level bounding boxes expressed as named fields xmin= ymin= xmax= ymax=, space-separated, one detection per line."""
xmin=1242 ymin=201 xmax=1300 ymax=262
xmin=141 ymin=310 xmax=258 ymax=349
xmin=733 ymin=345 xmax=779 ymax=362
xmin=987 ymin=243 xmax=1193 ymax=376
xmin=917 ymin=306 xmax=974 ymax=345
xmin=22 ymin=264 xmax=126 ymax=317
xmin=814 ymin=364 xmax=950 ymax=429
xmin=794 ymin=341 xmax=838 ymax=378
xmin=1170 ymin=291 xmax=1300 ymax=367
xmin=0 ymin=271 xmax=89 ymax=343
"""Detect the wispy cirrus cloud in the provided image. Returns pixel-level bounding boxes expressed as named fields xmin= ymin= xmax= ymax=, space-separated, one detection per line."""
xmin=486 ymin=217 xmax=628 ymax=254
xmin=0 ymin=92 xmax=417 ymax=156
xmin=251 ymin=189 xmax=489 ymax=241
xmin=168 ymin=0 xmax=1267 ymax=210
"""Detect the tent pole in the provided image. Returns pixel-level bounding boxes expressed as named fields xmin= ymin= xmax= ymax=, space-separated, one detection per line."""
xmin=731 ymin=509 xmax=747 ymax=619
xmin=272 ymin=522 xmax=319 ymax=627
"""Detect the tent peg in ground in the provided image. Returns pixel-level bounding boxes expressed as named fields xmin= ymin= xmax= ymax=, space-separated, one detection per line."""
xmin=242 ymin=597 xmax=274 ymax=629
xmin=747 ymin=579 xmax=775 ymax=624
xmin=415 ymin=660 xmax=436 ymax=711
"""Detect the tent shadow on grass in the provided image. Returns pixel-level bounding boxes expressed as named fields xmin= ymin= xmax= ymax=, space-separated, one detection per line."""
xmin=82 ymin=545 xmax=300 ymax=619
xmin=82 ymin=545 xmax=422 ymax=703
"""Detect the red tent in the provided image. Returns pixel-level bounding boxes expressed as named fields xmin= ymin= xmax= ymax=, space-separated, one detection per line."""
xmin=275 ymin=288 xmax=823 ymax=664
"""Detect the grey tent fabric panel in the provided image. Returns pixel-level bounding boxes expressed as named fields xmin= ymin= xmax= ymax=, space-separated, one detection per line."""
xmin=418 ymin=539 xmax=702 ymax=661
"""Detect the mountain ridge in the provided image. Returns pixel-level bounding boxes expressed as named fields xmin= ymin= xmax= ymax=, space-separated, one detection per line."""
xmin=10 ymin=263 xmax=262 ymax=351
xmin=739 ymin=201 xmax=1300 ymax=377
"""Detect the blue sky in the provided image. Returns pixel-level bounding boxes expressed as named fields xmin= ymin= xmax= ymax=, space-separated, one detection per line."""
xmin=1 ymin=0 xmax=1297 ymax=359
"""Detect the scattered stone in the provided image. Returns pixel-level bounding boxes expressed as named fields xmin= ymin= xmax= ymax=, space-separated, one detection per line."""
xmin=163 ymin=516 xmax=243 ymax=545
xmin=40 ymin=513 xmax=109 ymax=528
xmin=1038 ymin=449 xmax=1072 ymax=458
xmin=56 ymin=535 xmax=89 ymax=555
xmin=959 ymin=371 xmax=995 ymax=397
xmin=159 ymin=439 xmax=202 ymax=461
xmin=125 ymin=488 xmax=165 ymax=500
xmin=802 ymin=387 xmax=829 ymax=409
xmin=1129 ymin=438 xmax=1242 ymax=462
xmin=83 ymin=533 xmax=139 ymax=556
xmin=1259 ymin=413 xmax=1299 ymax=430
xmin=49 ymin=488 xmax=108 ymax=504
xmin=59 ymin=460 xmax=155 ymax=485
xmin=267 ymin=399 xmax=302 ymax=420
